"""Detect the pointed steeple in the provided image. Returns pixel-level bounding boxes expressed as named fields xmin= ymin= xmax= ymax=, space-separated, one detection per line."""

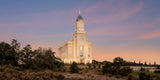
xmin=76 ymin=10 xmax=83 ymax=21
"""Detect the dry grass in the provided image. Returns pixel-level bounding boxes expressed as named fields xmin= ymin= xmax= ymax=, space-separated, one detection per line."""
xmin=1 ymin=65 xmax=160 ymax=80
xmin=0 ymin=65 xmax=59 ymax=80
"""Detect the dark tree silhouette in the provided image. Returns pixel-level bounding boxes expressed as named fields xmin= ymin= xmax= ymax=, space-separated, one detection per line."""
xmin=113 ymin=57 xmax=126 ymax=69
xmin=102 ymin=62 xmax=112 ymax=74
xmin=103 ymin=57 xmax=132 ymax=76
xmin=19 ymin=44 xmax=35 ymax=68
xmin=70 ymin=62 xmax=79 ymax=73
xmin=0 ymin=40 xmax=18 ymax=65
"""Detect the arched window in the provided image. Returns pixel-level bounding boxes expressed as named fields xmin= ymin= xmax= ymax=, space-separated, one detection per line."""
xmin=80 ymin=52 xmax=83 ymax=57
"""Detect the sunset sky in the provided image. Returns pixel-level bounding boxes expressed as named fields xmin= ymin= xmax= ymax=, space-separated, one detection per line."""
xmin=0 ymin=0 xmax=160 ymax=64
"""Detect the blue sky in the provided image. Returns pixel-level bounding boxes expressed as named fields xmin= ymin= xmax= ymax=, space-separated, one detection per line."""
xmin=0 ymin=0 xmax=160 ymax=64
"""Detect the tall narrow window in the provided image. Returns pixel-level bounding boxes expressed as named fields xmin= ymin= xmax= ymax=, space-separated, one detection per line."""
xmin=80 ymin=45 xmax=84 ymax=51
xmin=80 ymin=45 xmax=84 ymax=57
xmin=80 ymin=46 xmax=83 ymax=51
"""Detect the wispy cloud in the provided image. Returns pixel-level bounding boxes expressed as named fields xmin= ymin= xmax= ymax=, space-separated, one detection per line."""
xmin=133 ymin=29 xmax=160 ymax=40
xmin=0 ymin=0 xmax=143 ymax=30
xmin=0 ymin=17 xmax=73 ymax=28
xmin=0 ymin=33 xmax=72 ymax=40
xmin=84 ymin=0 xmax=143 ymax=24
xmin=0 ymin=10 xmax=76 ymax=28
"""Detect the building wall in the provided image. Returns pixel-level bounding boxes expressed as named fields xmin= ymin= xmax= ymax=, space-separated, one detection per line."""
xmin=59 ymin=14 xmax=92 ymax=64
xmin=59 ymin=37 xmax=92 ymax=64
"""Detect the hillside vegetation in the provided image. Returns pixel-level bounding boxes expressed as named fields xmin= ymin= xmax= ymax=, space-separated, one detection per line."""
xmin=0 ymin=39 xmax=160 ymax=80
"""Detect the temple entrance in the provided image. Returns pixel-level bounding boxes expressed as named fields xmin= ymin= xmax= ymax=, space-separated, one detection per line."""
xmin=87 ymin=60 xmax=90 ymax=63
xmin=80 ymin=58 xmax=84 ymax=63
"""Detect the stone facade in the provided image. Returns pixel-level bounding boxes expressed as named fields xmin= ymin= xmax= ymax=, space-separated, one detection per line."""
xmin=58 ymin=11 xmax=92 ymax=64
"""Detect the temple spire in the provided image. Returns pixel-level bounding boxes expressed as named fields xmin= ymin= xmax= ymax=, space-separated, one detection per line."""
xmin=79 ymin=10 xmax=80 ymax=15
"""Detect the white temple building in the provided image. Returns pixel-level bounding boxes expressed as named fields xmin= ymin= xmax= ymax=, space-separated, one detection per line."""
xmin=58 ymin=11 xmax=92 ymax=64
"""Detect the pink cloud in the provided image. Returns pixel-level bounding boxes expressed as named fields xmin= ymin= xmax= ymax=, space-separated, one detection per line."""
xmin=142 ymin=18 xmax=160 ymax=28
xmin=85 ymin=1 xmax=143 ymax=24
xmin=0 ymin=33 xmax=72 ymax=40
xmin=32 ymin=9 xmax=75 ymax=17
xmin=0 ymin=1 xmax=143 ymax=29
xmin=87 ymin=18 xmax=160 ymax=41
xmin=83 ymin=0 xmax=128 ymax=14
xmin=133 ymin=29 xmax=160 ymax=40
xmin=83 ymin=1 xmax=100 ymax=14
xmin=87 ymin=23 xmax=135 ymax=38
xmin=0 ymin=10 xmax=76 ymax=28
xmin=0 ymin=23 xmax=25 ymax=27
xmin=0 ymin=17 xmax=73 ymax=28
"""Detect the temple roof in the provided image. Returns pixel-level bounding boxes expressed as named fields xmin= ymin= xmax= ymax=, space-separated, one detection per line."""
xmin=76 ymin=15 xmax=83 ymax=21
xmin=76 ymin=10 xmax=83 ymax=21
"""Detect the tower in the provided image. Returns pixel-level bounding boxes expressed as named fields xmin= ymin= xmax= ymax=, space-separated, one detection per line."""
xmin=59 ymin=10 xmax=92 ymax=64
xmin=75 ymin=10 xmax=85 ymax=32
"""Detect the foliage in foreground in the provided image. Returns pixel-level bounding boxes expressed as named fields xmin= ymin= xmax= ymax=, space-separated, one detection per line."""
xmin=139 ymin=72 xmax=151 ymax=80
xmin=0 ymin=39 xmax=20 ymax=66
xmin=102 ymin=57 xmax=132 ymax=76
xmin=70 ymin=62 xmax=79 ymax=73
xmin=0 ymin=65 xmax=66 ymax=80
xmin=0 ymin=39 xmax=64 ymax=71
xmin=130 ymin=70 xmax=160 ymax=80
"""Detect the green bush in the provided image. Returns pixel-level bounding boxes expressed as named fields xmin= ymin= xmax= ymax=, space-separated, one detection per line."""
xmin=111 ymin=67 xmax=119 ymax=75
xmin=113 ymin=57 xmax=126 ymax=69
xmin=102 ymin=62 xmax=112 ymax=74
xmin=139 ymin=72 xmax=150 ymax=80
xmin=157 ymin=65 xmax=160 ymax=69
xmin=154 ymin=70 xmax=160 ymax=74
xmin=70 ymin=62 xmax=79 ymax=73
xmin=93 ymin=64 xmax=96 ymax=69
xmin=112 ymin=57 xmax=126 ymax=75
xmin=87 ymin=63 xmax=91 ymax=69
xmin=120 ymin=66 xmax=133 ymax=76
xmin=98 ymin=64 xmax=101 ymax=69
xmin=140 ymin=67 xmax=145 ymax=71
xmin=0 ymin=39 xmax=64 ymax=71
xmin=0 ymin=40 xmax=19 ymax=66
xmin=102 ymin=57 xmax=132 ymax=76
